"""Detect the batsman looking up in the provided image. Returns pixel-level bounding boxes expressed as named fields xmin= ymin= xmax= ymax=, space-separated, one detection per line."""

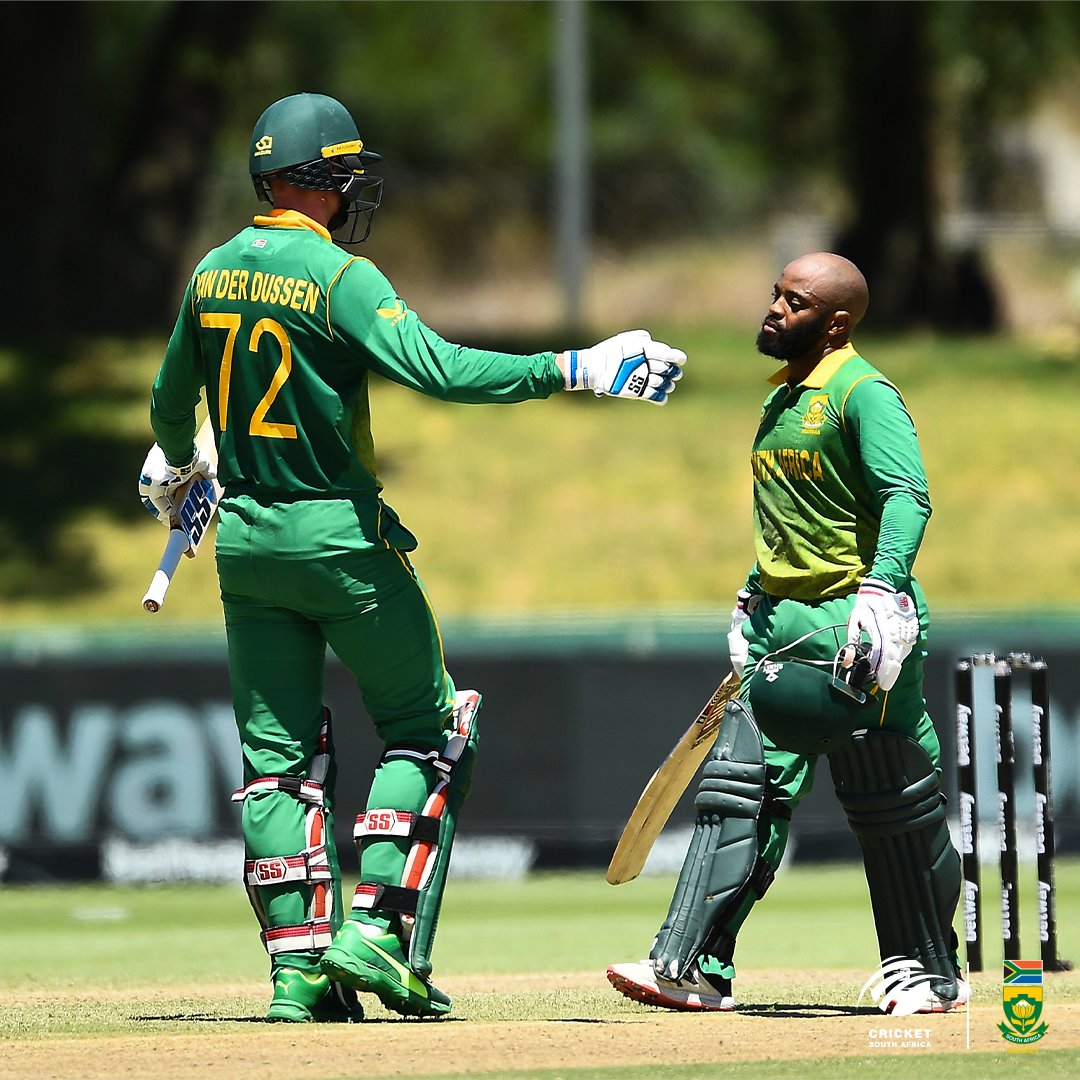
xmin=138 ymin=92 xmax=686 ymax=1024
xmin=608 ymin=252 xmax=968 ymax=1015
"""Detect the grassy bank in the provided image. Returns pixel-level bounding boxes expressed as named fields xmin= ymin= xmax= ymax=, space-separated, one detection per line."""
xmin=2 ymin=324 xmax=1077 ymax=626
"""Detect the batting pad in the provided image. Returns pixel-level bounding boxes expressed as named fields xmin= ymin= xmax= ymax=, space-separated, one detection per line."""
xmin=829 ymin=730 xmax=961 ymax=1001
xmin=234 ymin=708 xmax=343 ymax=965
xmin=351 ymin=690 xmax=481 ymax=980
xmin=650 ymin=700 xmax=767 ymax=982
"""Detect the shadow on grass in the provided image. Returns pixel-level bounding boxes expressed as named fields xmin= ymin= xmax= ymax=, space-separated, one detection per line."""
xmin=132 ymin=1013 xmax=466 ymax=1024
xmin=735 ymin=1003 xmax=880 ymax=1018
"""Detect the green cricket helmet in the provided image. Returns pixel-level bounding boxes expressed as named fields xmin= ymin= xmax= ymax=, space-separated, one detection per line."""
xmin=747 ymin=656 xmax=873 ymax=756
xmin=249 ymin=93 xmax=383 ymax=243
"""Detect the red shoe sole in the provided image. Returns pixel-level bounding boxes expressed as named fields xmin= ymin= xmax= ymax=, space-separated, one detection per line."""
xmin=606 ymin=966 xmax=733 ymax=1012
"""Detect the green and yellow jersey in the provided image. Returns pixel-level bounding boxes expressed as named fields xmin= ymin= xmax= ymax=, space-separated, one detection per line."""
xmin=150 ymin=210 xmax=562 ymax=546
xmin=746 ymin=343 xmax=931 ymax=600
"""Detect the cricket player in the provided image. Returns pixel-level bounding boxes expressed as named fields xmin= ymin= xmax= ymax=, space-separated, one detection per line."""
xmin=138 ymin=92 xmax=686 ymax=1023
xmin=608 ymin=252 xmax=968 ymax=1015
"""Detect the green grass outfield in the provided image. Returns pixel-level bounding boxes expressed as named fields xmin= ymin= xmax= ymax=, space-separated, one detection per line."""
xmin=401 ymin=1061 xmax=1080 ymax=1080
xmin=7 ymin=325 xmax=1080 ymax=625
xmin=2 ymin=860 xmax=1078 ymax=1077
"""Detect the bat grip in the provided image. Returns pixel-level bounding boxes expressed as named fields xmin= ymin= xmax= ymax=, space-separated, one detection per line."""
xmin=142 ymin=528 xmax=190 ymax=613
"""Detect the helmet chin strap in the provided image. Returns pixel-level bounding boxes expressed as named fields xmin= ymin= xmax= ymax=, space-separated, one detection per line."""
xmin=753 ymin=622 xmax=844 ymax=673
xmin=751 ymin=622 xmax=875 ymax=702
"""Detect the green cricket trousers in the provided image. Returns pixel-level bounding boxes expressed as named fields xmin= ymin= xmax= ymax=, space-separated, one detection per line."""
xmin=215 ymin=495 xmax=456 ymax=974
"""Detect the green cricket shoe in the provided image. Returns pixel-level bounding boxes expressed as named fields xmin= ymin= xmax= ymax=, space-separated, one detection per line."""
xmin=320 ymin=920 xmax=452 ymax=1018
xmin=266 ymin=968 xmax=365 ymax=1023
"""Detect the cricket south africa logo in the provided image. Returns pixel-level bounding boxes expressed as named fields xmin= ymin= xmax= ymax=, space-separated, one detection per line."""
xmin=801 ymin=394 xmax=829 ymax=434
xmin=999 ymin=960 xmax=1049 ymax=1047
xmin=858 ymin=956 xmax=937 ymax=1015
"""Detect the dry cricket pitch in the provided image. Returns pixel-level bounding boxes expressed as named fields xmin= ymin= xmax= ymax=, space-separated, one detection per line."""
xmin=3 ymin=969 xmax=1078 ymax=1079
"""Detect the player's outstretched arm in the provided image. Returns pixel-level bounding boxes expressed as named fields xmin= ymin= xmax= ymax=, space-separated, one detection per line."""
xmin=559 ymin=329 xmax=686 ymax=405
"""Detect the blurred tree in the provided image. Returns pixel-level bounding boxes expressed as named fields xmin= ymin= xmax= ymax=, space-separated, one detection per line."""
xmin=7 ymin=1 xmax=267 ymax=341
xmin=8 ymin=0 xmax=1080 ymax=340
xmin=826 ymin=1 xmax=965 ymax=329
xmin=2 ymin=1 xmax=268 ymax=594
xmin=587 ymin=0 xmax=1080 ymax=331
xmin=4 ymin=0 xmax=1080 ymax=596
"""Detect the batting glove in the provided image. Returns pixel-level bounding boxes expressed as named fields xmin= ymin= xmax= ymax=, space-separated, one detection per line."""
xmin=565 ymin=329 xmax=686 ymax=404
xmin=845 ymin=580 xmax=918 ymax=691
xmin=138 ymin=442 xmax=216 ymax=526
xmin=727 ymin=589 xmax=760 ymax=678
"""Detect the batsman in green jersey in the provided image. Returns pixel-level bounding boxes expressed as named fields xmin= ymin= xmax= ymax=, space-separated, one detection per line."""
xmin=609 ymin=252 xmax=966 ymax=1016
xmin=138 ymin=93 xmax=686 ymax=1023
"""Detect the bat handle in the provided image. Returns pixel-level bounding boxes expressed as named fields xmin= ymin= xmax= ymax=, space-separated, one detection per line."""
xmin=142 ymin=528 xmax=190 ymax=613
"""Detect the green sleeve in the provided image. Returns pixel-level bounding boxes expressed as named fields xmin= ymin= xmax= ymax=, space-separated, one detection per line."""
xmin=742 ymin=564 xmax=764 ymax=596
xmin=330 ymin=259 xmax=564 ymax=402
xmin=845 ymin=378 xmax=932 ymax=588
xmin=149 ymin=278 xmax=205 ymax=466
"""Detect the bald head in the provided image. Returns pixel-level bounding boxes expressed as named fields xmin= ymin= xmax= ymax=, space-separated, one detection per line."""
xmin=783 ymin=252 xmax=869 ymax=330
xmin=757 ymin=252 xmax=869 ymax=371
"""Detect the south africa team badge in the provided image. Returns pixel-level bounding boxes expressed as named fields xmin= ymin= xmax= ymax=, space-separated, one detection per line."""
xmin=998 ymin=960 xmax=1049 ymax=1048
xmin=801 ymin=394 xmax=829 ymax=434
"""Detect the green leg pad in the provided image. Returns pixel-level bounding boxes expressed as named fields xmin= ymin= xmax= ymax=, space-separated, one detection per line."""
xmin=355 ymin=757 xmax=441 ymax=929
xmin=347 ymin=690 xmax=481 ymax=983
xmin=651 ymin=700 xmax=767 ymax=982
xmin=407 ymin=690 xmax=481 ymax=979
xmin=828 ymin=730 xmax=961 ymax=1000
xmin=240 ymin=710 xmax=342 ymax=973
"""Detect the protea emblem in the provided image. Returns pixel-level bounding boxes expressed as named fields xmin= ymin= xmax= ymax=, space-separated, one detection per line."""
xmin=999 ymin=960 xmax=1049 ymax=1046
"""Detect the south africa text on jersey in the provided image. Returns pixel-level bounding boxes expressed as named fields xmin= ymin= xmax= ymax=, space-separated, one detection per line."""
xmin=194 ymin=268 xmax=321 ymax=313
xmin=752 ymin=448 xmax=824 ymax=481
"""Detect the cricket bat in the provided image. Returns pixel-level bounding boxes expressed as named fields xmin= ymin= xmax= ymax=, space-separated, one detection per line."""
xmin=141 ymin=417 xmax=222 ymax=613
xmin=606 ymin=671 xmax=741 ymax=885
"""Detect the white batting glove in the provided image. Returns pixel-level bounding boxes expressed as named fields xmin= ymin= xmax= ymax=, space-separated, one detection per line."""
xmin=565 ymin=329 xmax=686 ymax=404
xmin=138 ymin=442 xmax=217 ymax=526
xmin=845 ymin=580 xmax=918 ymax=691
xmin=726 ymin=589 xmax=760 ymax=677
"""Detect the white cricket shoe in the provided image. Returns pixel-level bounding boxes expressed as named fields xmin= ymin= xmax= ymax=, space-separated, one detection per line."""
xmin=915 ymin=976 xmax=971 ymax=1014
xmin=880 ymin=972 xmax=971 ymax=1014
xmin=607 ymin=960 xmax=735 ymax=1012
